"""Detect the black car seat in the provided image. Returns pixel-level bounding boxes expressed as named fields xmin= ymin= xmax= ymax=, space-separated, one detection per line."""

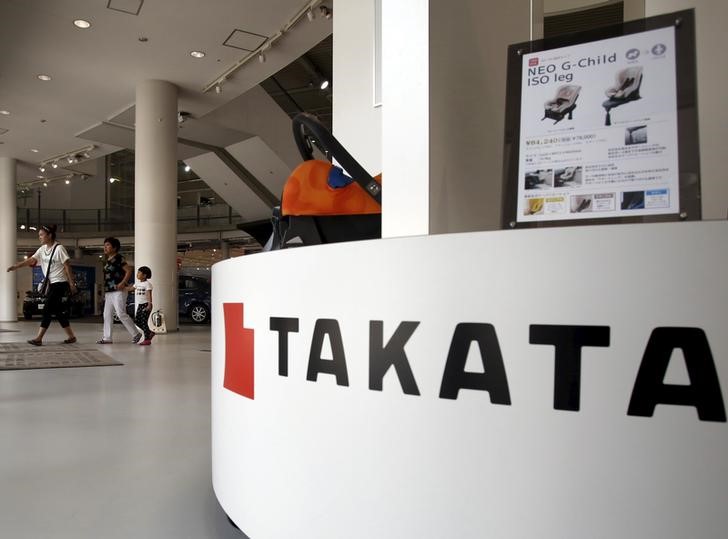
xmin=542 ymin=85 xmax=581 ymax=124
xmin=602 ymin=66 xmax=643 ymax=126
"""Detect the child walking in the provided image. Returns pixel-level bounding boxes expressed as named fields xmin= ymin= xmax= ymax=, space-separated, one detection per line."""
xmin=130 ymin=266 xmax=154 ymax=345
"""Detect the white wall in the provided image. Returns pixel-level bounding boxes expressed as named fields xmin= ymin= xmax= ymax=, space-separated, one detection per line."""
xmin=645 ymin=0 xmax=728 ymax=220
xmin=332 ymin=0 xmax=382 ymax=176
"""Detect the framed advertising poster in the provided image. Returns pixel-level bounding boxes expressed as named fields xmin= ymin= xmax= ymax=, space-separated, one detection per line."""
xmin=501 ymin=10 xmax=700 ymax=228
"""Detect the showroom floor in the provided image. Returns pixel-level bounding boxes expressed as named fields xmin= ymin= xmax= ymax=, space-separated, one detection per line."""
xmin=0 ymin=319 xmax=244 ymax=539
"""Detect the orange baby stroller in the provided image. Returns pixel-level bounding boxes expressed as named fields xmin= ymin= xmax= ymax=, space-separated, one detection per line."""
xmin=267 ymin=113 xmax=382 ymax=250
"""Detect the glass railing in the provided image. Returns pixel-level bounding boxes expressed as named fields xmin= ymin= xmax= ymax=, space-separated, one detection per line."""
xmin=17 ymin=204 xmax=245 ymax=234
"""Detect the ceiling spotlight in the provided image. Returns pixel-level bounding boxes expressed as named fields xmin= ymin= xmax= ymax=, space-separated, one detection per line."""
xmin=29 ymin=226 xmax=37 ymax=231
xmin=320 ymin=79 xmax=330 ymax=90
xmin=51 ymin=161 xmax=58 ymax=169
xmin=190 ymin=50 xmax=205 ymax=58
xmin=258 ymin=52 xmax=266 ymax=63
xmin=31 ymin=148 xmax=39 ymax=153
xmin=39 ymin=166 xmax=45 ymax=172
xmin=215 ymin=83 xmax=222 ymax=95
xmin=109 ymin=177 xmax=119 ymax=183
xmin=65 ymin=179 xmax=70 ymax=185
xmin=0 ymin=110 xmax=9 ymax=115
xmin=67 ymin=156 xmax=75 ymax=164
xmin=184 ymin=165 xmax=191 ymax=172
xmin=20 ymin=225 xmax=26 ymax=230
xmin=37 ymin=74 xmax=52 ymax=81
xmin=319 ymin=6 xmax=332 ymax=19
xmin=306 ymin=8 xmax=315 ymax=21
xmin=73 ymin=19 xmax=91 ymax=29
xmin=43 ymin=182 xmax=48 ymax=187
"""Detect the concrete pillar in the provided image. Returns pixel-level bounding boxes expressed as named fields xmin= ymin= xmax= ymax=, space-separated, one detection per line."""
xmin=0 ymin=158 xmax=17 ymax=322
xmin=381 ymin=0 xmax=534 ymax=237
xmin=74 ymin=246 xmax=83 ymax=260
xmin=220 ymin=240 xmax=230 ymax=259
xmin=135 ymin=80 xmax=179 ymax=331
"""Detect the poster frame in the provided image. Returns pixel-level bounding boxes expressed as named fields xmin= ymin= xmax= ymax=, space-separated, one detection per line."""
xmin=501 ymin=9 xmax=700 ymax=229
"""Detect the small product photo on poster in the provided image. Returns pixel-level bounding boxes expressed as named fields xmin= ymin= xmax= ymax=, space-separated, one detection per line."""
xmin=625 ymin=125 xmax=648 ymax=145
xmin=524 ymin=169 xmax=553 ymax=190
xmin=554 ymin=166 xmax=582 ymax=188
xmin=571 ymin=194 xmax=593 ymax=213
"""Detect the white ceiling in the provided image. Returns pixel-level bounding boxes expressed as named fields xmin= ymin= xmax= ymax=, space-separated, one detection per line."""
xmin=0 ymin=0 xmax=332 ymax=182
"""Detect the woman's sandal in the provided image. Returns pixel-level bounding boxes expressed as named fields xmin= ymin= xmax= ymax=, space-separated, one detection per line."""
xmin=27 ymin=339 xmax=42 ymax=346
xmin=63 ymin=337 xmax=77 ymax=344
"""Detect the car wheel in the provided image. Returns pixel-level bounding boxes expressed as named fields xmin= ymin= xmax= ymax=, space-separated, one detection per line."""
xmin=188 ymin=303 xmax=210 ymax=324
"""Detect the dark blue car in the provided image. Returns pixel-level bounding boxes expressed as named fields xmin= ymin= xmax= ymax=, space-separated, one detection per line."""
xmin=124 ymin=274 xmax=211 ymax=324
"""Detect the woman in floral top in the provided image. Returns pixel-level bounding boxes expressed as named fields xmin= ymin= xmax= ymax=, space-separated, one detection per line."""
xmin=97 ymin=237 xmax=142 ymax=344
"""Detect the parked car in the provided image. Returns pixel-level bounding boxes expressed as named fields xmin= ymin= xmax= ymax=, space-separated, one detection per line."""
xmin=122 ymin=274 xmax=211 ymax=324
xmin=23 ymin=290 xmax=85 ymax=319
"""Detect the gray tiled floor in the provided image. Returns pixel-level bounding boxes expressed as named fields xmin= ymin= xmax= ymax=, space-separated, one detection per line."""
xmin=0 ymin=320 xmax=242 ymax=539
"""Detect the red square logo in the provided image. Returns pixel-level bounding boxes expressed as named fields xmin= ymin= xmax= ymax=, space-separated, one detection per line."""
xmin=224 ymin=303 xmax=255 ymax=399
xmin=528 ymin=58 xmax=539 ymax=67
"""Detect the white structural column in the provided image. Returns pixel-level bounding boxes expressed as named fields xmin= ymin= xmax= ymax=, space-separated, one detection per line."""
xmin=0 ymin=158 xmax=17 ymax=321
xmin=134 ymin=80 xmax=178 ymax=331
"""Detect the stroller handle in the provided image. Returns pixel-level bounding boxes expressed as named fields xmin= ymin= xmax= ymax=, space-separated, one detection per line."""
xmin=292 ymin=112 xmax=381 ymax=205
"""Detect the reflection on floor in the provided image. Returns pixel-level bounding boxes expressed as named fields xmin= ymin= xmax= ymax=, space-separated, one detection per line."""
xmin=0 ymin=320 xmax=243 ymax=539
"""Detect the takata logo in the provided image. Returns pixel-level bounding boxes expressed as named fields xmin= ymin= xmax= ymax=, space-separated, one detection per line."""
xmin=221 ymin=303 xmax=726 ymax=422
xmin=528 ymin=57 xmax=539 ymax=67
xmin=223 ymin=303 xmax=255 ymax=399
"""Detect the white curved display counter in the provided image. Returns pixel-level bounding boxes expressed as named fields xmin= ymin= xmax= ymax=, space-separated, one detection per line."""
xmin=212 ymin=221 xmax=727 ymax=539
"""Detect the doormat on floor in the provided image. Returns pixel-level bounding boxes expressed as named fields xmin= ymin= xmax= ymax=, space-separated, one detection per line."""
xmin=0 ymin=344 xmax=122 ymax=370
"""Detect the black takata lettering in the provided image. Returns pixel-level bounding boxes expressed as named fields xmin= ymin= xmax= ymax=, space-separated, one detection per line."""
xmin=306 ymin=319 xmax=349 ymax=386
xmin=529 ymin=324 xmax=610 ymax=411
xmin=270 ymin=317 xmax=299 ymax=377
xmin=369 ymin=321 xmax=420 ymax=395
xmin=628 ymin=327 xmax=726 ymax=422
xmin=439 ymin=323 xmax=511 ymax=404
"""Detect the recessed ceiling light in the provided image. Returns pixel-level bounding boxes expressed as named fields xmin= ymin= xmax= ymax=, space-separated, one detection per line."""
xmin=73 ymin=19 xmax=91 ymax=29
xmin=0 ymin=110 xmax=9 ymax=115
xmin=37 ymin=74 xmax=52 ymax=81
xmin=31 ymin=148 xmax=39 ymax=153
xmin=190 ymin=51 xmax=205 ymax=58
